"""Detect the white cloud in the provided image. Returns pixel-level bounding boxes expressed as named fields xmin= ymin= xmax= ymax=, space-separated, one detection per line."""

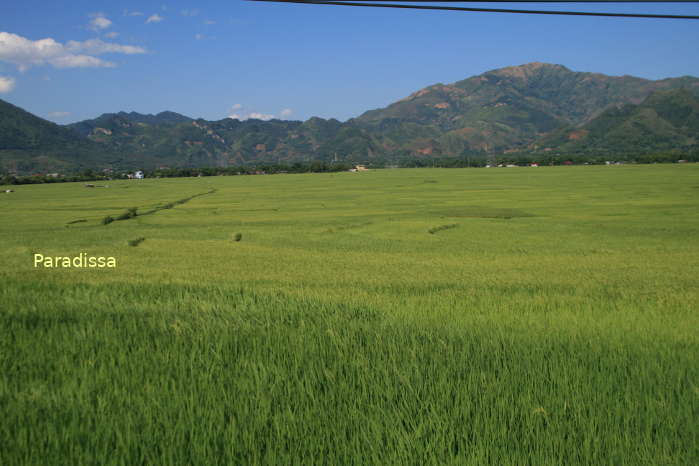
xmin=203 ymin=20 xmax=216 ymax=25
xmin=248 ymin=112 xmax=275 ymax=120
xmin=146 ymin=14 xmax=164 ymax=24
xmin=104 ymin=31 xmax=119 ymax=39
xmin=89 ymin=13 xmax=112 ymax=31
xmin=124 ymin=10 xmax=144 ymax=16
xmin=195 ymin=33 xmax=204 ymax=40
xmin=228 ymin=104 xmax=294 ymax=121
xmin=48 ymin=111 xmax=70 ymax=118
xmin=51 ymin=55 xmax=114 ymax=69
xmin=65 ymin=39 xmax=146 ymax=55
xmin=0 ymin=75 xmax=15 ymax=93
xmin=0 ymin=32 xmax=146 ymax=71
xmin=181 ymin=9 xmax=200 ymax=17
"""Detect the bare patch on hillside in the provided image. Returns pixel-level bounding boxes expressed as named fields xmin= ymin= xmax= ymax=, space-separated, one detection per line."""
xmin=568 ymin=130 xmax=589 ymax=141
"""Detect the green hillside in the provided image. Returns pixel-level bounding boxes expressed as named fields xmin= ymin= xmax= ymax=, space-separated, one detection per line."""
xmin=0 ymin=99 xmax=108 ymax=174
xmin=537 ymin=88 xmax=699 ymax=155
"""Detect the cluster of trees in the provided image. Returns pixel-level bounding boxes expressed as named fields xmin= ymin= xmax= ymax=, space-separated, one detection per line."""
xmin=0 ymin=170 xmax=112 ymax=185
xmin=149 ymin=161 xmax=356 ymax=178
xmin=495 ymin=150 xmax=699 ymax=166
xmin=0 ymin=161 xmax=357 ymax=185
xmin=376 ymin=151 xmax=699 ymax=168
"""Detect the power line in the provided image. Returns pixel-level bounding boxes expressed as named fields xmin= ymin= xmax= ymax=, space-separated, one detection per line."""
xmin=248 ymin=0 xmax=699 ymax=19
xmin=289 ymin=0 xmax=699 ymax=2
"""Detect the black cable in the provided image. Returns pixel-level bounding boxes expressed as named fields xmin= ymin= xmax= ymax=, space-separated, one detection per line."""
xmin=248 ymin=0 xmax=699 ymax=19
xmin=306 ymin=0 xmax=699 ymax=2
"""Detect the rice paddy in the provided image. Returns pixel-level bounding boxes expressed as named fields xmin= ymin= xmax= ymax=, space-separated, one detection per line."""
xmin=1 ymin=165 xmax=697 ymax=464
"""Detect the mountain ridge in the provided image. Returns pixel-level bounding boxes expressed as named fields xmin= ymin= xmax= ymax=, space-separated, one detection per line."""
xmin=2 ymin=62 xmax=699 ymax=174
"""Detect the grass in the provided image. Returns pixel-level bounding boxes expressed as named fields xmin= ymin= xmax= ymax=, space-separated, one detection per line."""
xmin=1 ymin=165 xmax=698 ymax=464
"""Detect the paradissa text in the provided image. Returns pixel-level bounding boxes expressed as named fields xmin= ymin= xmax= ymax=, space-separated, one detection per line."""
xmin=33 ymin=253 xmax=116 ymax=268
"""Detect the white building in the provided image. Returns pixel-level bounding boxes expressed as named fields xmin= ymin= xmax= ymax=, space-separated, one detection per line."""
xmin=134 ymin=170 xmax=144 ymax=179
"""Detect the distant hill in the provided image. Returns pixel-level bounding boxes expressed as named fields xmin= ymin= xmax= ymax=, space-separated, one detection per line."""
xmin=68 ymin=114 xmax=346 ymax=168
xmin=2 ymin=62 xmax=699 ymax=174
xmin=68 ymin=111 xmax=192 ymax=137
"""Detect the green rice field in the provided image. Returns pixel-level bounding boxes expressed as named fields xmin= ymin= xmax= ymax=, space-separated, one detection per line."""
xmin=1 ymin=165 xmax=698 ymax=464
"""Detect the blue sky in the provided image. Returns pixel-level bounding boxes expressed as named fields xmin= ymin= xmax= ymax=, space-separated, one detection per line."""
xmin=1 ymin=1 xmax=698 ymax=124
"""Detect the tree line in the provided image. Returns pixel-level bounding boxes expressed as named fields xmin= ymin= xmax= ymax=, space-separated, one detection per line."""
xmin=2 ymin=152 xmax=697 ymax=185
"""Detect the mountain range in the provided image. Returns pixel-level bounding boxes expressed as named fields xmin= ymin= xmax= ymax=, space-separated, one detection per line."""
xmin=2 ymin=62 xmax=699 ymax=174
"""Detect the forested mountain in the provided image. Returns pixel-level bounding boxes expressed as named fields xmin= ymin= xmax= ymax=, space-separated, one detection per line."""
xmin=352 ymin=62 xmax=699 ymax=155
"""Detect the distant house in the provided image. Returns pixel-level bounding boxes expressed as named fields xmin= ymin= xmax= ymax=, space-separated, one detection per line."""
xmin=355 ymin=165 xmax=369 ymax=171
xmin=530 ymin=163 xmax=539 ymax=167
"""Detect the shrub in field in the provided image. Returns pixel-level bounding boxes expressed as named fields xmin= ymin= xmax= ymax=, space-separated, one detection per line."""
xmin=232 ymin=233 xmax=242 ymax=242
xmin=428 ymin=224 xmax=458 ymax=234
xmin=101 ymin=216 xmax=114 ymax=225
xmin=127 ymin=237 xmax=145 ymax=247
xmin=438 ymin=206 xmax=533 ymax=219
xmin=117 ymin=207 xmax=138 ymax=221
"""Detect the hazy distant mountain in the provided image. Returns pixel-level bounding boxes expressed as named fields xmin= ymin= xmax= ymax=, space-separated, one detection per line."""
xmin=68 ymin=111 xmax=193 ymax=137
xmin=2 ymin=62 xmax=699 ymax=174
xmin=65 ymin=114 xmax=346 ymax=168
